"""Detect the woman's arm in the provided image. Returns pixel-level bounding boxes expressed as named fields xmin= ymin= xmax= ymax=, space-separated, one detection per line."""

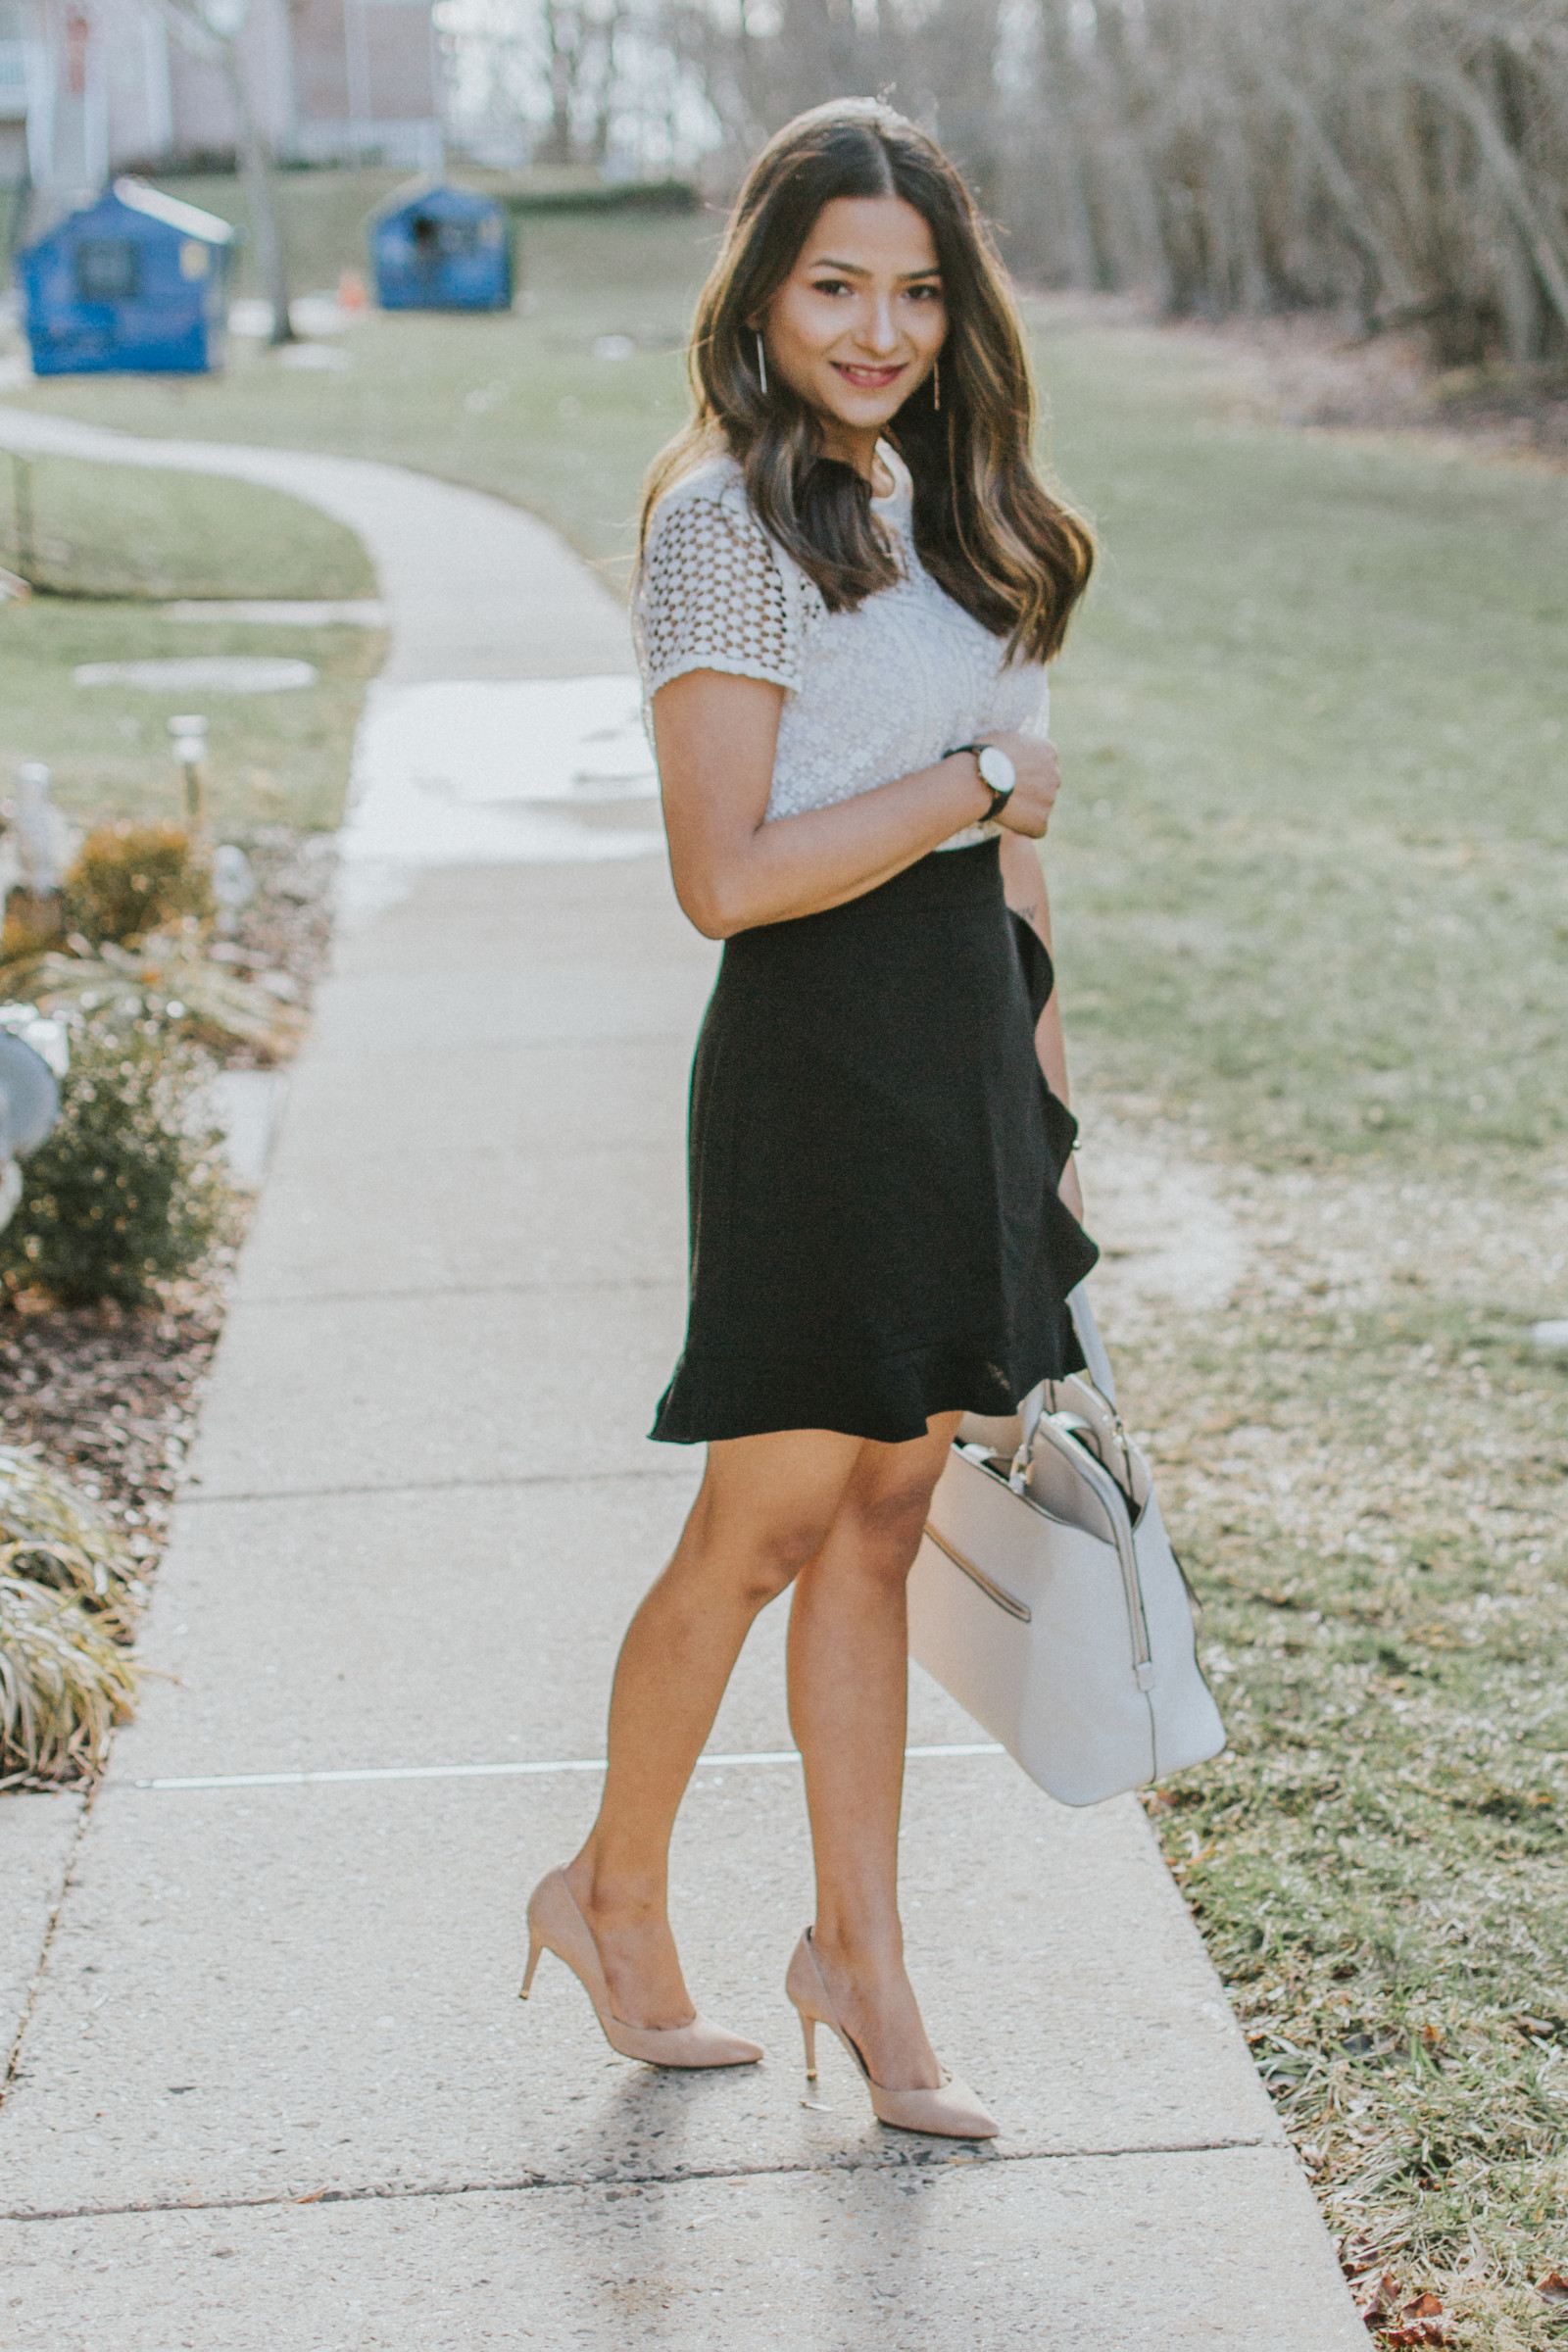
xmin=654 ymin=669 xmax=1060 ymax=940
xmin=1000 ymin=830 xmax=1085 ymax=1222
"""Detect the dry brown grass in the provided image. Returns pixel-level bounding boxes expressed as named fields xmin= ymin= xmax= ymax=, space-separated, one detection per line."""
xmin=1099 ymin=1142 xmax=1568 ymax=2346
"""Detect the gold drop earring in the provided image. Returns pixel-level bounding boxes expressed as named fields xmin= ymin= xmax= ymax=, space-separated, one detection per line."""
xmin=932 ymin=358 xmax=941 ymax=411
xmin=756 ymin=331 xmax=768 ymax=395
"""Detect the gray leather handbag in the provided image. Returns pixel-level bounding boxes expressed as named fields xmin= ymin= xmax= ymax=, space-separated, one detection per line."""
xmin=906 ymin=1290 xmax=1225 ymax=1806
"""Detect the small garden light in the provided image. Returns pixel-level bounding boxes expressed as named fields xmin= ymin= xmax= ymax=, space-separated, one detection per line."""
xmin=169 ymin=714 xmax=209 ymax=831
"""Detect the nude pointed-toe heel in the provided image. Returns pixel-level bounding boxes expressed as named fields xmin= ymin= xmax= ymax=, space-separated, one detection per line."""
xmin=785 ymin=1928 xmax=998 ymax=2139
xmin=521 ymin=1868 xmax=762 ymax=2070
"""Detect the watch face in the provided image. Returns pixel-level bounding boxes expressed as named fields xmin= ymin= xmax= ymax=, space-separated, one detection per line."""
xmin=977 ymin=745 xmax=1016 ymax=794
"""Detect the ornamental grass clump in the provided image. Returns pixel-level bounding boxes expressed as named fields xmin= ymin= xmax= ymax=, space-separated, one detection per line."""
xmin=62 ymin=819 xmax=215 ymax=947
xmin=0 ymin=1450 xmax=144 ymax=1782
xmin=0 ymin=943 xmax=307 ymax=1063
xmin=0 ymin=1014 xmax=235 ymax=1307
xmin=0 ymin=1572 xmax=138 ymax=1785
xmin=0 ymin=1445 xmax=143 ymax=1640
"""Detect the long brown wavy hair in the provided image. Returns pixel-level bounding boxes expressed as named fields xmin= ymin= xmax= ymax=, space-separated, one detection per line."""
xmin=641 ymin=99 xmax=1094 ymax=664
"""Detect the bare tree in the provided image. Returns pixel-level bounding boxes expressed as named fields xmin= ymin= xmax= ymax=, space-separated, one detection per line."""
xmin=531 ymin=0 xmax=630 ymax=163
xmin=990 ymin=0 xmax=1568 ymax=358
xmin=637 ymin=0 xmax=1568 ymax=366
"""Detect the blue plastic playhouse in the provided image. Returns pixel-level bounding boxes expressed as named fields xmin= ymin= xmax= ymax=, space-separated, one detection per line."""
xmin=19 ymin=178 xmax=234 ymax=377
xmin=369 ymin=181 xmax=512 ymax=312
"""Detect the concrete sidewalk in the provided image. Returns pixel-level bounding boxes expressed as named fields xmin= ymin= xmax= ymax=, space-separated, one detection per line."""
xmin=0 ymin=416 xmax=1364 ymax=2350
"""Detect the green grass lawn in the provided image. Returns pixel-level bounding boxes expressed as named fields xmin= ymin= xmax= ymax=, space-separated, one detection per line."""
xmin=1 ymin=452 xmax=374 ymax=599
xmin=0 ymin=462 xmax=382 ymax=832
xmin=1034 ymin=310 xmax=1568 ymax=1183
xmin=4 ymin=187 xmax=1567 ymax=2343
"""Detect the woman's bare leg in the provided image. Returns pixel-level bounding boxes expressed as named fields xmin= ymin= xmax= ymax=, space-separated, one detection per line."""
xmin=787 ymin=1413 xmax=962 ymax=2090
xmin=564 ymin=1425 xmax=862 ymax=2029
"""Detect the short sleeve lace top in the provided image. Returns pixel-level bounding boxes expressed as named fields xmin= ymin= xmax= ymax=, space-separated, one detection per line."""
xmin=633 ymin=442 xmax=1050 ymax=852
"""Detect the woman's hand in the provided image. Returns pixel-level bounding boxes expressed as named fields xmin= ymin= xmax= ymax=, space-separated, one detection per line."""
xmin=977 ymin=733 xmax=1060 ymax=839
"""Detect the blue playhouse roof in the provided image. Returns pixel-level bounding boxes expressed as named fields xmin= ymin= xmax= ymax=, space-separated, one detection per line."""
xmin=371 ymin=177 xmax=504 ymax=225
xmin=24 ymin=177 xmax=236 ymax=256
xmin=109 ymin=177 xmax=236 ymax=244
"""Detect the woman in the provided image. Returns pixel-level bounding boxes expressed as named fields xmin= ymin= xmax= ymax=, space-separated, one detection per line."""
xmin=522 ymin=97 xmax=1097 ymax=2140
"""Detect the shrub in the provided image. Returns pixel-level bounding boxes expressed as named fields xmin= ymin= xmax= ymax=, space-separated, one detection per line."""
xmin=0 ymin=1571 xmax=138 ymax=1784
xmin=62 ymin=820 xmax=214 ymax=946
xmin=0 ymin=1015 xmax=236 ymax=1306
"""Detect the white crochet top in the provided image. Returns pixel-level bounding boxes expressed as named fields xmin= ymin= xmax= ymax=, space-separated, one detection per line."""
xmin=633 ymin=442 xmax=1049 ymax=852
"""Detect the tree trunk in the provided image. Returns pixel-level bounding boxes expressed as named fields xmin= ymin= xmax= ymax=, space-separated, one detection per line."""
xmin=538 ymin=0 xmax=575 ymax=167
xmin=1407 ymin=55 xmax=1568 ymax=338
xmin=1035 ymin=2 xmax=1100 ymax=290
xmin=222 ymin=51 xmax=293 ymax=346
xmin=588 ymin=5 xmax=624 ymax=163
xmin=1258 ymin=63 xmax=1421 ymax=323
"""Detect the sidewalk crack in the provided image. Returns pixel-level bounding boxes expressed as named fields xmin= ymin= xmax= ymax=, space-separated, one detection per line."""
xmin=1 ymin=2134 xmax=1280 ymax=2225
xmin=1 ymin=1793 xmax=96 ymax=2115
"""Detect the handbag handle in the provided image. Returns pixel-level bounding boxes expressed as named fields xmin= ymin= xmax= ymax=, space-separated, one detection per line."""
xmin=1009 ymin=1284 xmax=1116 ymax=1493
xmin=1068 ymin=1283 xmax=1116 ymax=1404
xmin=1009 ymin=1384 xmax=1047 ymax=1493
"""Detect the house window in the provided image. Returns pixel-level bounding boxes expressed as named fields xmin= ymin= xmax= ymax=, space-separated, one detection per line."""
xmin=75 ymin=239 xmax=142 ymax=301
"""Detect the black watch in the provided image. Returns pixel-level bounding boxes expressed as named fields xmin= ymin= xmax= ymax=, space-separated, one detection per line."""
xmin=952 ymin=741 xmax=1017 ymax=822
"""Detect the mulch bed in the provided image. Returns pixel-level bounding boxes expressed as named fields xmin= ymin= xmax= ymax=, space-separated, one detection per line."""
xmin=0 ymin=1282 xmax=223 ymax=1563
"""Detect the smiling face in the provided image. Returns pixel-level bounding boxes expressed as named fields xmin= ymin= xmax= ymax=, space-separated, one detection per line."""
xmin=758 ymin=195 xmax=947 ymax=477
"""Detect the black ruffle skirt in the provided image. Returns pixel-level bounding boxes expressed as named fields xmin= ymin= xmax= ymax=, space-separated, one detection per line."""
xmin=651 ymin=837 xmax=1099 ymax=1446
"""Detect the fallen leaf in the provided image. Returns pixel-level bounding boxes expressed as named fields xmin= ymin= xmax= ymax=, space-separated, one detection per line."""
xmin=1539 ymin=2270 xmax=1568 ymax=2304
xmin=1358 ymin=2272 xmax=1401 ymax=2325
xmin=1381 ymin=2298 xmax=1451 ymax=2350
